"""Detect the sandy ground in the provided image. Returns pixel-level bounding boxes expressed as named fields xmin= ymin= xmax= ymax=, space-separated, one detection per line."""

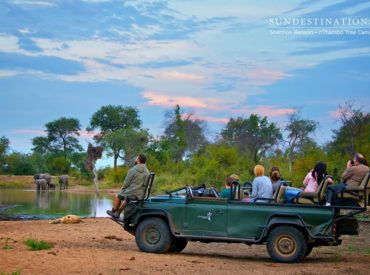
xmin=0 ymin=219 xmax=369 ymax=275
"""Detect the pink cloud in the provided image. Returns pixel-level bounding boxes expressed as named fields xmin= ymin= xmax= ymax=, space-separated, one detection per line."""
xmin=245 ymin=68 xmax=291 ymax=86
xmin=143 ymin=91 xmax=223 ymax=110
xmin=329 ymin=109 xmax=342 ymax=119
xmin=78 ymin=130 xmax=97 ymax=138
xmin=157 ymin=70 xmax=204 ymax=81
xmin=237 ymin=106 xmax=296 ymax=118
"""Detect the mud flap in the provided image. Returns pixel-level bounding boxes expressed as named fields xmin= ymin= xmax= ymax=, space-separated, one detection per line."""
xmin=336 ymin=217 xmax=359 ymax=236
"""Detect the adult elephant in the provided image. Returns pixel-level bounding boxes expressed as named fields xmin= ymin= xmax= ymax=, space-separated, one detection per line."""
xmin=34 ymin=173 xmax=52 ymax=189
xmin=35 ymin=179 xmax=48 ymax=191
xmin=59 ymin=175 xmax=69 ymax=190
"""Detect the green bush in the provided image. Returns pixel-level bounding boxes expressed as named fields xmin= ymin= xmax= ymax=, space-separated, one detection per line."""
xmin=24 ymin=237 xmax=53 ymax=251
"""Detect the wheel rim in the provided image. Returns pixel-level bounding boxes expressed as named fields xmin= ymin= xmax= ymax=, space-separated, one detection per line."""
xmin=275 ymin=235 xmax=297 ymax=257
xmin=145 ymin=227 xmax=161 ymax=245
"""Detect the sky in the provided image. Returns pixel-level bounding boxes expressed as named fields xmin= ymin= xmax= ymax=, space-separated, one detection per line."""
xmin=0 ymin=0 xmax=369 ymax=167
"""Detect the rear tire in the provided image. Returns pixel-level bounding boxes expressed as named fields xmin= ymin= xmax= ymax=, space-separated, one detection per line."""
xmin=135 ymin=217 xmax=171 ymax=253
xmin=168 ymin=237 xmax=188 ymax=253
xmin=267 ymin=226 xmax=307 ymax=263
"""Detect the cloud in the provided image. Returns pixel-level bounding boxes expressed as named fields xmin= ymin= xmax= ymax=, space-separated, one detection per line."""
xmin=78 ymin=130 xmax=98 ymax=138
xmin=0 ymin=70 xmax=18 ymax=78
xmin=157 ymin=70 xmax=204 ymax=81
xmin=11 ymin=0 xmax=55 ymax=7
xmin=237 ymin=106 xmax=296 ymax=118
xmin=329 ymin=109 xmax=342 ymax=119
xmin=0 ymin=34 xmax=21 ymax=53
xmin=143 ymin=91 xmax=209 ymax=109
xmin=245 ymin=68 xmax=292 ymax=86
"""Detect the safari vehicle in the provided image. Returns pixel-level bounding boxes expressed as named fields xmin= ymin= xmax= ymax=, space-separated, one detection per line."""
xmin=113 ymin=172 xmax=370 ymax=263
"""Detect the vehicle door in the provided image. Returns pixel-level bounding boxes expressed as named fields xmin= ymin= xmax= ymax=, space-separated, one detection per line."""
xmin=227 ymin=201 xmax=272 ymax=239
xmin=183 ymin=196 xmax=228 ymax=237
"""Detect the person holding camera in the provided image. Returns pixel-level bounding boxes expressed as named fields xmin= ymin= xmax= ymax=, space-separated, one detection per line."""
xmin=325 ymin=153 xmax=369 ymax=206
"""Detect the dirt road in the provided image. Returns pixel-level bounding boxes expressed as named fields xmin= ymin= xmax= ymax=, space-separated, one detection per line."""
xmin=0 ymin=218 xmax=369 ymax=275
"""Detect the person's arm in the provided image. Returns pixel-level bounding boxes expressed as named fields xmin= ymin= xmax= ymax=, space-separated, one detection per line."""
xmin=303 ymin=172 xmax=310 ymax=186
xmin=341 ymin=167 xmax=353 ymax=182
xmin=121 ymin=168 xmax=135 ymax=190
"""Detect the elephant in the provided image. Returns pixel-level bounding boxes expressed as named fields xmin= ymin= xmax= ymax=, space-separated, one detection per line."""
xmin=34 ymin=173 xmax=52 ymax=189
xmin=35 ymin=179 xmax=48 ymax=191
xmin=59 ymin=175 xmax=69 ymax=190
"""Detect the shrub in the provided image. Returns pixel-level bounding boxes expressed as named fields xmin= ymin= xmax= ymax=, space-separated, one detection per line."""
xmin=24 ymin=237 xmax=53 ymax=251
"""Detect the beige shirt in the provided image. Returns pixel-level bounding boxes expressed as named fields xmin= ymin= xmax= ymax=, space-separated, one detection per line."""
xmin=341 ymin=164 xmax=369 ymax=186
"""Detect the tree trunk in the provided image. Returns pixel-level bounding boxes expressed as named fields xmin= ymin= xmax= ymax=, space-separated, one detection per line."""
xmin=125 ymin=152 xmax=131 ymax=170
xmin=113 ymin=153 xmax=119 ymax=171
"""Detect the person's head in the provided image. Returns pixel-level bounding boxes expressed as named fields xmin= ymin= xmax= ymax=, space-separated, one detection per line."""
xmin=254 ymin=165 xmax=265 ymax=177
xmin=312 ymin=161 xmax=327 ymax=183
xmin=230 ymin=174 xmax=240 ymax=182
xmin=135 ymin=153 xmax=147 ymax=164
xmin=224 ymin=177 xmax=233 ymax=188
xmin=269 ymin=166 xmax=281 ymax=182
xmin=354 ymin=153 xmax=366 ymax=165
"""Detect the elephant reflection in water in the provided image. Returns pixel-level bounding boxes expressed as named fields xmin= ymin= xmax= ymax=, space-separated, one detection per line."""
xmin=36 ymin=190 xmax=51 ymax=209
xmin=59 ymin=191 xmax=69 ymax=209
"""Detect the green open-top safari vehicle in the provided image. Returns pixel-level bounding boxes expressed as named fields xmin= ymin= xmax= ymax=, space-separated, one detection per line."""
xmin=113 ymin=172 xmax=369 ymax=263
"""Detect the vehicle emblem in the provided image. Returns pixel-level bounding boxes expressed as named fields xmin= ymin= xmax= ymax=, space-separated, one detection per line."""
xmin=197 ymin=212 xmax=213 ymax=221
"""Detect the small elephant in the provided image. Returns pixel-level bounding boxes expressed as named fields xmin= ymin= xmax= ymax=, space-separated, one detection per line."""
xmin=59 ymin=175 xmax=69 ymax=190
xmin=35 ymin=179 xmax=48 ymax=191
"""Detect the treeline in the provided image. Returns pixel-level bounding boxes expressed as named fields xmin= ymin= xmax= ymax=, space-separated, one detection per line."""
xmin=0 ymin=102 xmax=368 ymax=192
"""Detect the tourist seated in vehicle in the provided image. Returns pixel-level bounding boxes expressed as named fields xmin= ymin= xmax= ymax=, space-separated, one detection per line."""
xmin=302 ymin=161 xmax=331 ymax=192
xmin=248 ymin=165 xmax=273 ymax=203
xmin=107 ymin=154 xmax=150 ymax=218
xmin=269 ymin=166 xmax=283 ymax=193
xmin=325 ymin=153 xmax=369 ymax=206
xmin=230 ymin=173 xmax=240 ymax=183
xmin=219 ymin=177 xmax=233 ymax=198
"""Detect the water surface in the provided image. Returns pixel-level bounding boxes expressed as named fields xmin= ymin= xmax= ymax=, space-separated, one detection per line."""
xmin=0 ymin=189 xmax=114 ymax=220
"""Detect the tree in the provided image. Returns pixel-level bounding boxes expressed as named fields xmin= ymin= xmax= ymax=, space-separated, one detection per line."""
xmin=88 ymin=105 xmax=141 ymax=170
xmin=45 ymin=117 xmax=83 ymax=157
xmin=102 ymin=128 xmax=149 ymax=169
xmin=221 ymin=114 xmax=282 ymax=163
xmin=163 ymin=106 xmax=206 ymax=161
xmin=163 ymin=105 xmax=187 ymax=162
xmin=0 ymin=136 xmax=10 ymax=172
xmin=31 ymin=117 xmax=83 ymax=173
xmin=5 ymin=152 xmax=36 ymax=175
xmin=285 ymin=112 xmax=318 ymax=172
xmin=31 ymin=136 xmax=51 ymax=155
xmin=328 ymin=101 xmax=369 ymax=158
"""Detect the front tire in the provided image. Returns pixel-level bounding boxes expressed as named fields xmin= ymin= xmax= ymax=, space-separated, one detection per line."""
xmin=267 ymin=226 xmax=307 ymax=263
xmin=305 ymin=244 xmax=313 ymax=257
xmin=168 ymin=237 xmax=188 ymax=253
xmin=135 ymin=218 xmax=171 ymax=253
